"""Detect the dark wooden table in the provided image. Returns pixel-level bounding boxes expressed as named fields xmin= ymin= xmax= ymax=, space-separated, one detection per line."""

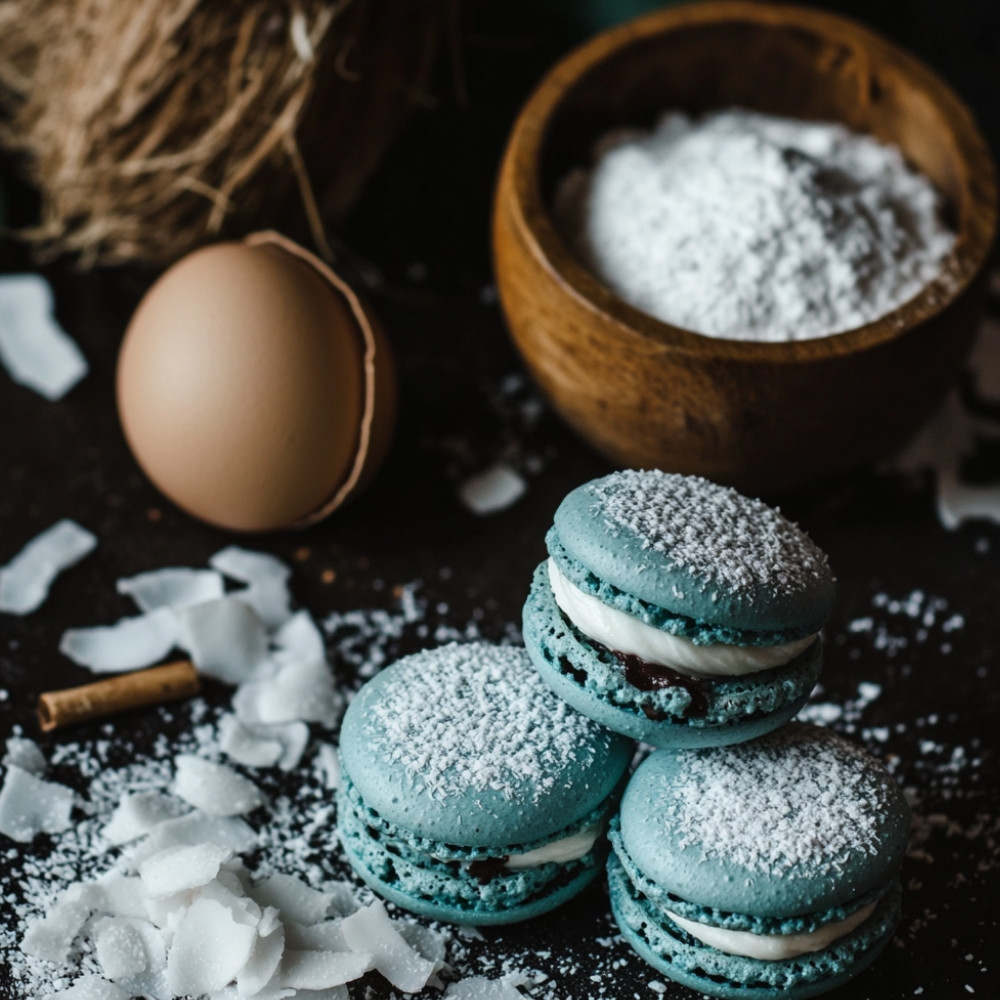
xmin=2 ymin=2 xmax=998 ymax=997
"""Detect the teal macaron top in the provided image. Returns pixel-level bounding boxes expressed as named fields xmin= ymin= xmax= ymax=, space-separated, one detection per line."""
xmin=339 ymin=642 xmax=634 ymax=848
xmin=551 ymin=470 xmax=834 ymax=635
xmin=618 ymin=723 xmax=910 ymax=918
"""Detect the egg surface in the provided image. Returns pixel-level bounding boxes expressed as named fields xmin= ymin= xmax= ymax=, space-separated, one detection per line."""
xmin=117 ymin=239 xmax=386 ymax=532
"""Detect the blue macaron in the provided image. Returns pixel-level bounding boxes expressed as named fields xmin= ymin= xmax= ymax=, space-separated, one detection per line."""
xmin=608 ymin=723 xmax=910 ymax=999
xmin=337 ymin=642 xmax=634 ymax=925
xmin=523 ymin=470 xmax=834 ymax=746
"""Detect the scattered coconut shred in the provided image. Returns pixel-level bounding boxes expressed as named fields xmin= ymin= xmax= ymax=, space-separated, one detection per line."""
xmin=556 ymin=109 xmax=955 ymax=341
xmin=0 ymin=550 xmax=534 ymax=1000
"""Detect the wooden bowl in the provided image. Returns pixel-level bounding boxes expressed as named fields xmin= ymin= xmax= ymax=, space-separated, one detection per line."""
xmin=493 ymin=1 xmax=996 ymax=494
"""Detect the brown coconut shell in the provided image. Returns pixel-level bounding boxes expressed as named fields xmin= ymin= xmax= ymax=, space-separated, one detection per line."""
xmin=0 ymin=0 xmax=448 ymax=268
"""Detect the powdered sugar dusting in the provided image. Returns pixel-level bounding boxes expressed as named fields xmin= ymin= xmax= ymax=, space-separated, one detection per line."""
xmin=366 ymin=642 xmax=600 ymax=803
xmin=557 ymin=109 xmax=955 ymax=341
xmin=588 ymin=470 xmax=828 ymax=596
xmin=667 ymin=726 xmax=895 ymax=876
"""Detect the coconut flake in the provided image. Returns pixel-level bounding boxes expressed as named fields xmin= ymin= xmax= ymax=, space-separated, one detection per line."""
xmin=277 ymin=949 xmax=374 ymax=990
xmin=4 ymin=736 xmax=48 ymax=775
xmin=210 ymin=547 xmax=293 ymax=629
xmin=443 ymin=974 xmax=532 ymax=999
xmin=117 ymin=567 xmax=224 ymax=613
xmin=43 ymin=974 xmax=131 ymax=1000
xmin=101 ymin=792 xmax=184 ymax=846
xmin=218 ymin=713 xmax=285 ymax=768
xmin=0 ymin=765 xmax=75 ymax=842
xmin=232 ymin=657 xmax=342 ymax=728
xmin=236 ymin=905 xmax=285 ymax=997
xmin=165 ymin=897 xmax=257 ymax=997
xmin=313 ymin=743 xmax=341 ymax=790
xmin=139 ymin=842 xmax=235 ymax=897
xmin=251 ymin=873 xmax=332 ymax=926
xmin=126 ymin=812 xmax=258 ymax=868
xmin=92 ymin=916 xmax=149 ymax=980
xmin=0 ymin=273 xmax=88 ymax=400
xmin=175 ymin=596 xmax=269 ymax=684
xmin=458 ymin=462 xmax=526 ymax=515
xmin=170 ymin=755 xmax=266 ymax=817
xmin=20 ymin=890 xmax=91 ymax=963
xmin=0 ymin=519 xmax=97 ymax=615
xmin=273 ymin=610 xmax=327 ymax=663
xmin=340 ymin=901 xmax=440 ymax=994
xmin=59 ymin=607 xmax=178 ymax=673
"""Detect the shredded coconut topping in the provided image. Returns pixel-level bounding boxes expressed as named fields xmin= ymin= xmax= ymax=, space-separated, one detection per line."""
xmin=665 ymin=726 xmax=894 ymax=876
xmin=366 ymin=642 xmax=601 ymax=803
xmin=588 ymin=470 xmax=828 ymax=596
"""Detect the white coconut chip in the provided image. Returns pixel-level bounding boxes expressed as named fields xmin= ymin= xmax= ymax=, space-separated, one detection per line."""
xmin=125 ymin=812 xmax=258 ymax=869
xmin=101 ymin=792 xmax=185 ymax=846
xmin=0 ymin=273 xmax=88 ymax=400
xmin=3 ymin=735 xmax=48 ymax=775
xmin=218 ymin=713 xmax=285 ymax=768
xmin=313 ymin=743 xmax=341 ymax=791
xmin=273 ymin=610 xmax=327 ymax=663
xmin=458 ymin=462 xmax=526 ymax=516
xmin=138 ymin=842 xmax=235 ymax=897
xmin=0 ymin=519 xmax=97 ymax=615
xmin=443 ymin=974 xmax=532 ymax=999
xmin=284 ymin=920 xmax=350 ymax=952
xmin=165 ymin=897 xmax=258 ymax=997
xmin=170 ymin=755 xmax=266 ymax=817
xmin=340 ymin=901 xmax=441 ymax=994
xmin=91 ymin=916 xmax=150 ymax=981
xmin=20 ymin=888 xmax=91 ymax=963
xmin=210 ymin=547 xmax=294 ymax=629
xmin=59 ymin=606 xmax=178 ymax=673
xmin=117 ymin=567 xmax=224 ymax=613
xmin=236 ymin=906 xmax=285 ymax=997
xmin=232 ymin=657 xmax=342 ymax=728
xmin=251 ymin=873 xmax=332 ymax=926
xmin=0 ymin=765 xmax=75 ymax=843
xmin=277 ymin=950 xmax=375 ymax=991
xmin=44 ymin=974 xmax=131 ymax=1000
xmin=175 ymin=596 xmax=269 ymax=684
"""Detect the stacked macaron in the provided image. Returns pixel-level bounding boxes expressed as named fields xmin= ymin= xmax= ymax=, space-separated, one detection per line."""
xmin=523 ymin=469 xmax=834 ymax=747
xmin=337 ymin=642 xmax=633 ymax=924
xmin=608 ymin=724 xmax=910 ymax=999
xmin=336 ymin=468 xmax=909 ymax=998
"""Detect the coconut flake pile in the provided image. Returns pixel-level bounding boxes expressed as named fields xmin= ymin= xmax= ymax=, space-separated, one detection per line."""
xmin=2 ymin=736 xmax=447 ymax=999
xmin=366 ymin=643 xmax=600 ymax=803
xmin=0 ymin=274 xmax=89 ymax=399
xmin=666 ymin=725 xmax=895 ymax=877
xmin=0 ymin=520 xmax=97 ymax=616
xmin=556 ymin=109 xmax=955 ymax=341
xmin=587 ymin=469 xmax=828 ymax=596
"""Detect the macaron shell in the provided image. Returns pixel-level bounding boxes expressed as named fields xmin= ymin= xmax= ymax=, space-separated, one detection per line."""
xmin=553 ymin=471 xmax=834 ymax=633
xmin=618 ymin=726 xmax=911 ymax=916
xmin=523 ymin=562 xmax=821 ymax=748
xmin=342 ymin=831 xmax=605 ymax=926
xmin=608 ymin=851 xmax=902 ymax=1000
xmin=338 ymin=643 xmax=634 ymax=846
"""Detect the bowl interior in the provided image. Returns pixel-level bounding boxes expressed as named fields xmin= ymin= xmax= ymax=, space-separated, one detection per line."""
xmin=534 ymin=6 xmax=992 ymax=348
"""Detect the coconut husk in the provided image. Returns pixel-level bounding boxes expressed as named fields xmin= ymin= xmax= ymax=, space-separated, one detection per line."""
xmin=0 ymin=0 xmax=447 ymax=268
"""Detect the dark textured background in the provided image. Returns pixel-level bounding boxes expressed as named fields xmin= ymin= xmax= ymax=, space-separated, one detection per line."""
xmin=1 ymin=1 xmax=998 ymax=997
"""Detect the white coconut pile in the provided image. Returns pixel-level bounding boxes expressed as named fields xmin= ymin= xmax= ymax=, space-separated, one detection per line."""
xmin=0 ymin=549 xmax=542 ymax=1000
xmin=0 ymin=274 xmax=89 ymax=400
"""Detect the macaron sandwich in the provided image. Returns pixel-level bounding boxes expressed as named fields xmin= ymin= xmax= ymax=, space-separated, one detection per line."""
xmin=337 ymin=642 xmax=633 ymax=924
xmin=523 ymin=469 xmax=834 ymax=747
xmin=607 ymin=723 xmax=910 ymax=998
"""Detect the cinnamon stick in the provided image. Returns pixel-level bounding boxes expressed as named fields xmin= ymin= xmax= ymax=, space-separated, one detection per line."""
xmin=37 ymin=660 xmax=201 ymax=732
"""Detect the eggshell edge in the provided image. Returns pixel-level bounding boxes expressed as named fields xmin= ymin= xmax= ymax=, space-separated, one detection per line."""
xmin=244 ymin=231 xmax=397 ymax=528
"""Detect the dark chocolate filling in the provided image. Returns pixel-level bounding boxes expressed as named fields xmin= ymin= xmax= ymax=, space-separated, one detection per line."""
xmin=614 ymin=650 xmax=709 ymax=718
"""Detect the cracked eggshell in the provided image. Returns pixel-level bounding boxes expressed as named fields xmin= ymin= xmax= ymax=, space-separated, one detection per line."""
xmin=116 ymin=232 xmax=396 ymax=532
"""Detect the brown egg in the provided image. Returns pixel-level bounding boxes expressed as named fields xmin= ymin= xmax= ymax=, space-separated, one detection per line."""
xmin=116 ymin=232 xmax=396 ymax=532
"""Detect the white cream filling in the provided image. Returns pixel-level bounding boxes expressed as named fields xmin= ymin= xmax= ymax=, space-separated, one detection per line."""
xmin=505 ymin=824 xmax=601 ymax=870
xmin=665 ymin=901 xmax=877 ymax=961
xmin=547 ymin=559 xmax=816 ymax=678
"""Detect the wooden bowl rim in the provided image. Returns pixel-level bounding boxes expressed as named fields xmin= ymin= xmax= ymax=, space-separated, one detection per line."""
xmin=503 ymin=0 xmax=998 ymax=363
